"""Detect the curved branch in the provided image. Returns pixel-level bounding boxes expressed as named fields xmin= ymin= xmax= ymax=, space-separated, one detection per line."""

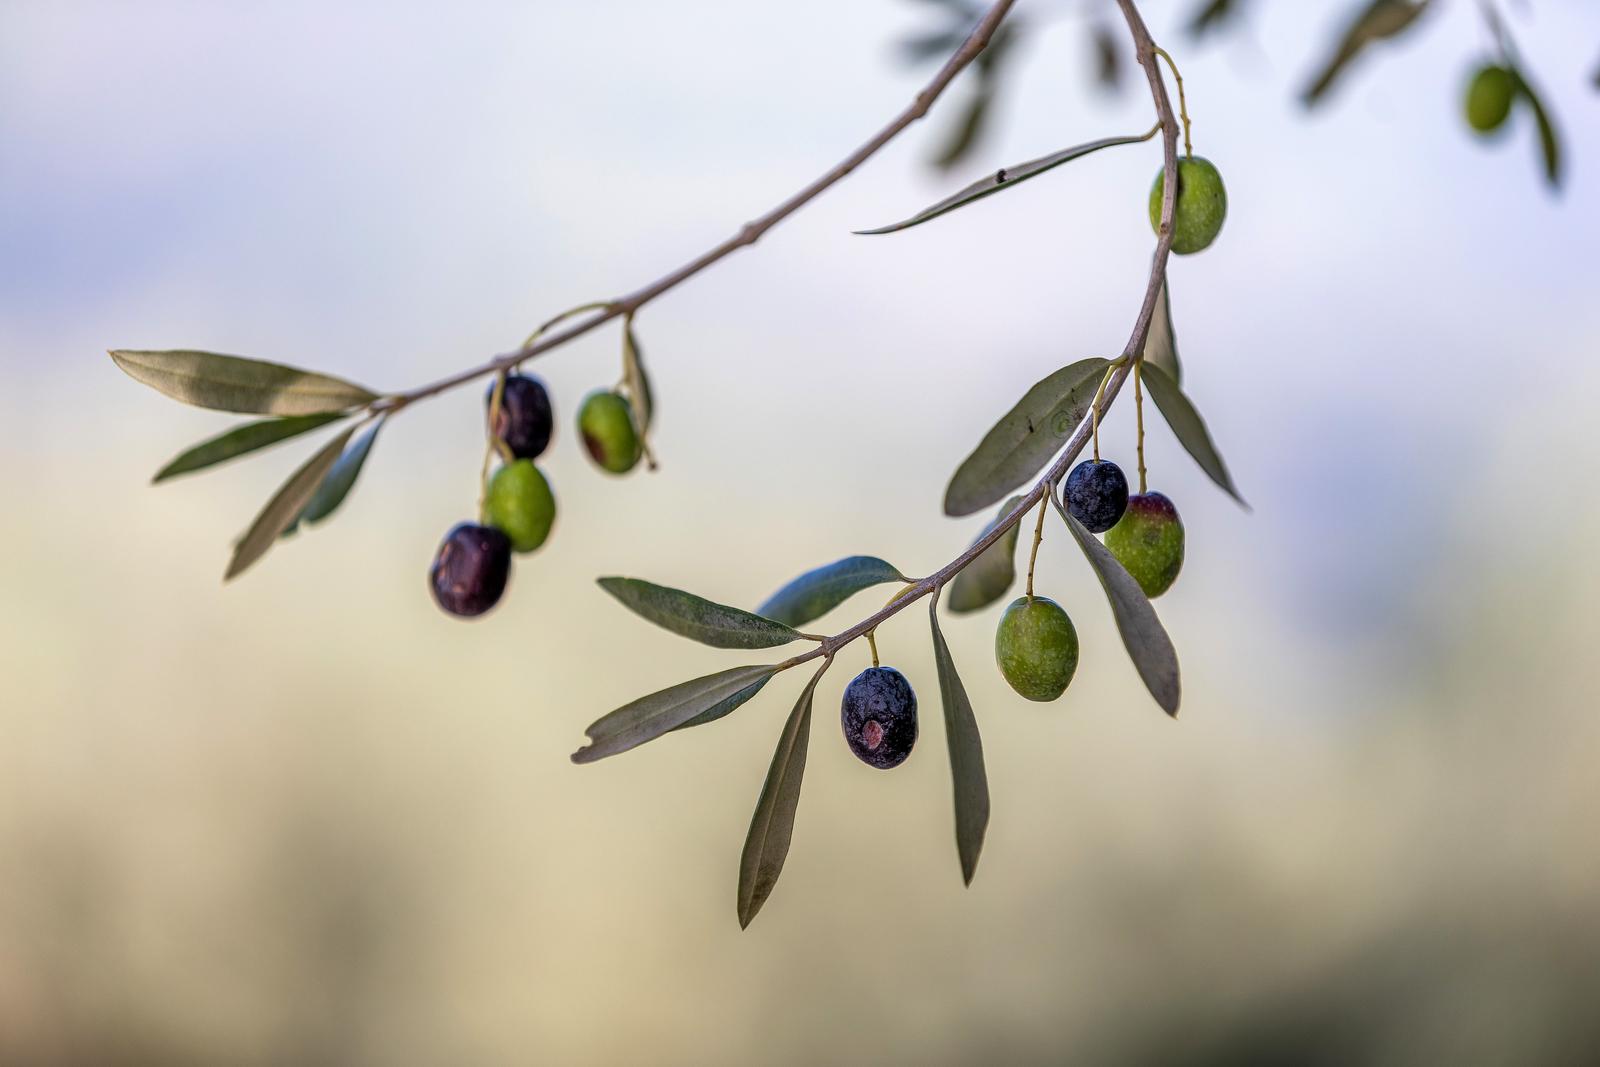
xmin=776 ymin=0 xmax=1181 ymax=672
xmin=376 ymin=0 xmax=1018 ymax=414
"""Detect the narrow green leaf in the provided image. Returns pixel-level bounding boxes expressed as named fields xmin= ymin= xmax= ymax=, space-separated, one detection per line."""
xmin=622 ymin=320 xmax=654 ymax=435
xmin=859 ymin=134 xmax=1151 ymax=235
xmin=1140 ymin=362 xmax=1246 ymax=508
xmin=109 ymin=350 xmax=379 ymax=415
xmin=152 ymin=414 xmax=345 ymax=483
xmin=597 ymin=577 xmax=804 ymax=649
xmin=674 ymin=675 xmax=773 ymax=732
xmin=737 ymin=659 xmax=829 ymax=928
xmin=948 ymin=495 xmax=1026 ymax=614
xmin=1301 ymin=0 xmax=1430 ymax=107
xmin=944 ymin=358 xmax=1110 ymax=517
xmin=572 ymin=664 xmax=781 ymax=764
xmin=1053 ymin=495 xmax=1180 ymax=716
xmin=1142 ymin=276 xmax=1182 ymax=386
xmin=756 ymin=556 xmax=907 ymax=628
xmin=1513 ymin=71 xmax=1563 ymax=188
xmin=929 ymin=591 xmax=989 ymax=885
xmin=290 ymin=417 xmax=383 ymax=531
xmin=224 ymin=425 xmax=357 ymax=581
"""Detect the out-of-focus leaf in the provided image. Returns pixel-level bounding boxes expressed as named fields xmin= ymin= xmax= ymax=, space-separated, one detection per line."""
xmin=944 ymin=358 xmax=1110 ymax=517
xmin=288 ymin=417 xmax=383 ymax=532
xmin=572 ymin=664 xmax=781 ymax=764
xmin=1141 ymin=362 xmax=1246 ymax=508
xmin=1090 ymin=22 xmax=1121 ymax=89
xmin=110 ymin=350 xmax=378 ymax=415
xmin=737 ymin=658 xmax=829 ymax=929
xmin=929 ymin=592 xmax=989 ymax=885
xmin=898 ymin=27 xmax=968 ymax=65
xmin=1053 ymin=496 xmax=1181 ymax=717
xmin=1301 ymin=0 xmax=1431 ymax=107
xmin=597 ymin=577 xmax=804 ymax=649
xmin=1188 ymin=0 xmax=1245 ymax=39
xmin=1143 ymin=277 xmax=1182 ymax=386
xmin=152 ymin=414 xmax=345 ymax=483
xmin=224 ymin=425 xmax=357 ymax=581
xmin=674 ymin=675 xmax=773 ymax=732
xmin=859 ymin=134 xmax=1149 ymax=235
xmin=756 ymin=556 xmax=907 ymax=628
xmin=948 ymin=495 xmax=1025 ymax=613
xmin=1512 ymin=71 xmax=1563 ymax=189
xmin=930 ymin=81 xmax=996 ymax=171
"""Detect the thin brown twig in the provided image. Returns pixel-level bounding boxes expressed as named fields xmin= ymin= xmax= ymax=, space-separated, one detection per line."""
xmin=775 ymin=0 xmax=1181 ymax=673
xmin=372 ymin=0 xmax=1018 ymax=416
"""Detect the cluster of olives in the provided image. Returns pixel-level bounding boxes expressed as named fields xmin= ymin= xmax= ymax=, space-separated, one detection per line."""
xmin=429 ymin=377 xmax=644 ymax=618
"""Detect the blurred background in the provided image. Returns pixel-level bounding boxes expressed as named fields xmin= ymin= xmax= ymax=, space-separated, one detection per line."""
xmin=3 ymin=1 xmax=1598 ymax=1064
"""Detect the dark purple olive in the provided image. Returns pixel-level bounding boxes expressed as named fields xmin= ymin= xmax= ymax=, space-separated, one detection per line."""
xmin=429 ymin=522 xmax=512 ymax=618
xmin=1064 ymin=459 xmax=1129 ymax=533
xmin=841 ymin=666 xmax=917 ymax=769
xmin=487 ymin=374 xmax=553 ymax=460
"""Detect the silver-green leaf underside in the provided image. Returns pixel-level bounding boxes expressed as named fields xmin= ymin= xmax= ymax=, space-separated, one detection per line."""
xmin=289 ymin=417 xmax=383 ymax=532
xmin=598 ymin=577 xmax=805 ymax=649
xmin=152 ymin=413 xmax=346 ymax=483
xmin=948 ymin=495 xmax=1026 ymax=614
xmin=1140 ymin=362 xmax=1246 ymax=508
xmin=756 ymin=556 xmax=907 ymax=628
xmin=1143 ymin=276 xmax=1182 ymax=386
xmin=930 ymin=592 xmax=989 ymax=885
xmin=110 ymin=349 xmax=379 ymax=415
xmin=572 ymin=664 xmax=781 ymax=764
xmin=945 ymin=358 xmax=1110 ymax=517
xmin=857 ymin=132 xmax=1152 ymax=235
xmin=1054 ymin=495 xmax=1180 ymax=716
xmin=737 ymin=659 xmax=829 ymax=929
xmin=621 ymin=318 xmax=656 ymax=457
xmin=225 ymin=425 xmax=357 ymax=581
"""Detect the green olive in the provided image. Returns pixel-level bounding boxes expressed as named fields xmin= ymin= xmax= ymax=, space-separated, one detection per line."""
xmin=1465 ymin=65 xmax=1516 ymax=134
xmin=484 ymin=459 xmax=556 ymax=553
xmin=577 ymin=390 xmax=641 ymax=474
xmin=1104 ymin=492 xmax=1184 ymax=598
xmin=1148 ymin=157 xmax=1227 ymax=255
xmin=994 ymin=595 xmax=1079 ymax=702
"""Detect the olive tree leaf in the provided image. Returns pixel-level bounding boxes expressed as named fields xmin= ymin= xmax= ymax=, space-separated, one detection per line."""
xmin=572 ymin=664 xmax=781 ymax=764
xmin=929 ymin=592 xmax=989 ymax=885
xmin=1188 ymin=0 xmax=1244 ymax=39
xmin=858 ymin=135 xmax=1150 ymax=235
xmin=287 ymin=417 xmax=384 ymax=533
xmin=1300 ymin=0 xmax=1431 ymax=107
xmin=1053 ymin=495 xmax=1180 ymax=716
xmin=109 ymin=350 xmax=378 ymax=415
xmin=152 ymin=413 xmax=345 ymax=483
xmin=756 ymin=556 xmax=907 ymax=628
xmin=737 ymin=658 xmax=830 ymax=929
xmin=944 ymin=358 xmax=1110 ymax=517
xmin=1140 ymin=362 xmax=1246 ymax=508
xmin=674 ymin=675 xmax=774 ymax=732
xmin=1512 ymin=70 xmax=1563 ymax=189
xmin=621 ymin=319 xmax=654 ymax=435
xmin=597 ymin=577 xmax=804 ymax=649
xmin=224 ymin=425 xmax=357 ymax=581
xmin=1143 ymin=276 xmax=1182 ymax=386
xmin=948 ymin=495 xmax=1026 ymax=614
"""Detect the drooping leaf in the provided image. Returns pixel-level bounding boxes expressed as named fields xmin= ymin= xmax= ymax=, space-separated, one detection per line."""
xmin=674 ymin=675 xmax=774 ymax=732
xmin=288 ymin=417 xmax=383 ymax=532
xmin=929 ymin=592 xmax=989 ymax=885
xmin=930 ymin=81 xmax=996 ymax=171
xmin=1089 ymin=21 xmax=1121 ymax=90
xmin=1188 ymin=0 xmax=1244 ymax=39
xmin=1301 ymin=0 xmax=1430 ymax=107
xmin=1140 ymin=362 xmax=1246 ymax=508
xmin=1143 ymin=277 xmax=1182 ymax=386
xmin=1053 ymin=496 xmax=1180 ymax=716
xmin=944 ymin=358 xmax=1110 ymax=517
xmin=859 ymin=135 xmax=1150 ymax=235
xmin=621 ymin=319 xmax=654 ymax=436
xmin=597 ymin=578 xmax=804 ymax=649
xmin=756 ymin=556 xmax=907 ymax=628
xmin=572 ymin=664 xmax=781 ymax=764
xmin=109 ymin=350 xmax=378 ymax=415
xmin=224 ymin=425 xmax=357 ymax=581
xmin=948 ymin=495 xmax=1025 ymax=613
xmin=152 ymin=413 xmax=345 ymax=483
xmin=1513 ymin=71 xmax=1563 ymax=189
xmin=737 ymin=658 xmax=829 ymax=928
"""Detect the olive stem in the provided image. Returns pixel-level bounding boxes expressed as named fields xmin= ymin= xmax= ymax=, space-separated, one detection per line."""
xmin=1089 ymin=362 xmax=1115 ymax=462
xmin=759 ymin=0 xmax=1182 ymax=677
xmin=1024 ymin=495 xmax=1048 ymax=598
xmin=1152 ymin=47 xmax=1192 ymax=159
xmin=1134 ymin=358 xmax=1148 ymax=495
xmin=366 ymin=0 xmax=1019 ymax=418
